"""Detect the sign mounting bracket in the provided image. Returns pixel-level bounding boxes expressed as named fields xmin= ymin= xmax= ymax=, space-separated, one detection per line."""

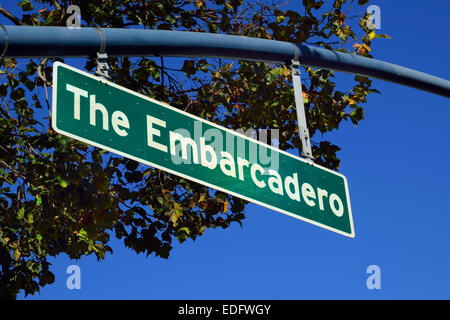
xmin=290 ymin=59 xmax=314 ymax=162
xmin=95 ymin=52 xmax=110 ymax=80
xmin=94 ymin=27 xmax=111 ymax=80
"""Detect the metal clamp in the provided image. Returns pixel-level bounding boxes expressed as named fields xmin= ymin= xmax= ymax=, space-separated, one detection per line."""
xmin=290 ymin=59 xmax=314 ymax=161
xmin=95 ymin=52 xmax=111 ymax=80
xmin=94 ymin=27 xmax=110 ymax=80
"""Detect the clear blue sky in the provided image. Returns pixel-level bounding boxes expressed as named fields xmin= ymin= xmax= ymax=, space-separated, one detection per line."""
xmin=2 ymin=0 xmax=449 ymax=299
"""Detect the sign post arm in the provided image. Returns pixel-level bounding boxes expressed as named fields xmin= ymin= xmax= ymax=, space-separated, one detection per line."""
xmin=2 ymin=26 xmax=449 ymax=97
xmin=291 ymin=59 xmax=314 ymax=161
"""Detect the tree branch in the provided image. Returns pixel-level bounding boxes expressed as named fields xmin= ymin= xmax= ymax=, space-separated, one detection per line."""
xmin=0 ymin=5 xmax=26 ymax=26
xmin=51 ymin=0 xmax=62 ymax=10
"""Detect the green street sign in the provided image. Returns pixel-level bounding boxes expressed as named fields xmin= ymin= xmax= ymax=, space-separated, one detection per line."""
xmin=52 ymin=62 xmax=355 ymax=237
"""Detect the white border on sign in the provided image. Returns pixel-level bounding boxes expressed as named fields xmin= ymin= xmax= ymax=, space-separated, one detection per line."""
xmin=51 ymin=61 xmax=355 ymax=238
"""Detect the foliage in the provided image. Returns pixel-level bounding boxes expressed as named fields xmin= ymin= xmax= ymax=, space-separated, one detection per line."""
xmin=0 ymin=0 xmax=385 ymax=299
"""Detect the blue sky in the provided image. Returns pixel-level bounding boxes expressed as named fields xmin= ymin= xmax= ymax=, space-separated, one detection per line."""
xmin=1 ymin=0 xmax=449 ymax=299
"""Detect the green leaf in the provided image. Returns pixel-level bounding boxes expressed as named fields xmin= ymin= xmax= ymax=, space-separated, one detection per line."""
xmin=13 ymin=250 xmax=21 ymax=261
xmin=178 ymin=227 xmax=190 ymax=235
xmin=355 ymin=75 xmax=371 ymax=86
xmin=18 ymin=0 xmax=34 ymax=11
xmin=175 ymin=227 xmax=190 ymax=243
xmin=0 ymin=83 xmax=8 ymax=97
xmin=17 ymin=207 xmax=25 ymax=220
xmin=165 ymin=16 xmax=176 ymax=24
xmin=182 ymin=60 xmax=196 ymax=77
xmin=39 ymin=271 xmax=55 ymax=286
xmin=77 ymin=228 xmax=89 ymax=240
xmin=373 ymin=34 xmax=392 ymax=39
xmin=57 ymin=176 xmax=69 ymax=188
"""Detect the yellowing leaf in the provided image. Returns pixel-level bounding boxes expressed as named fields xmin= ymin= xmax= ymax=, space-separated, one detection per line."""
xmin=194 ymin=0 xmax=204 ymax=8
xmin=362 ymin=44 xmax=372 ymax=52
xmin=222 ymin=201 xmax=229 ymax=213
xmin=199 ymin=193 xmax=207 ymax=202
xmin=199 ymin=226 xmax=207 ymax=235
xmin=171 ymin=211 xmax=182 ymax=226
xmin=276 ymin=16 xmax=285 ymax=24
xmin=171 ymin=203 xmax=183 ymax=226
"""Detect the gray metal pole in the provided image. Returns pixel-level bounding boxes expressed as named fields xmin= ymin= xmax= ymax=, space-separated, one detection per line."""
xmin=0 ymin=26 xmax=449 ymax=98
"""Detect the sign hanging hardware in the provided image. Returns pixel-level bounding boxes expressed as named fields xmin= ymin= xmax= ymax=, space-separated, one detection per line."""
xmin=290 ymin=59 xmax=314 ymax=162
xmin=95 ymin=52 xmax=111 ymax=80
xmin=94 ymin=27 xmax=111 ymax=80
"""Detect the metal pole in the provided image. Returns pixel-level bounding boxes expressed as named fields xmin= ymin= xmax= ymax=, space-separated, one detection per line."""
xmin=0 ymin=26 xmax=449 ymax=98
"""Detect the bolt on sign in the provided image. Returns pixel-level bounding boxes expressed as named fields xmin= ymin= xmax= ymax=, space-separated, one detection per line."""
xmin=52 ymin=62 xmax=355 ymax=237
